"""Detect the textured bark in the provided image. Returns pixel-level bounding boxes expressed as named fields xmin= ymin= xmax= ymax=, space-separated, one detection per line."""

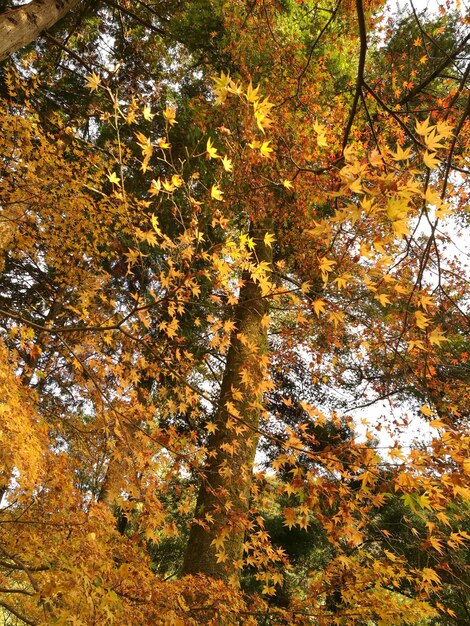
xmin=0 ymin=0 xmax=82 ymax=62
xmin=182 ymin=220 xmax=272 ymax=581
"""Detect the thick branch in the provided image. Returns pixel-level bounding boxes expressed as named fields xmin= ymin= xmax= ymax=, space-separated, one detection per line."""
xmin=398 ymin=31 xmax=470 ymax=105
xmin=0 ymin=0 xmax=82 ymax=62
xmin=342 ymin=0 xmax=367 ymax=150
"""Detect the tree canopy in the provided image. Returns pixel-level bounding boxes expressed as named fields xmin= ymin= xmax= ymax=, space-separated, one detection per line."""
xmin=0 ymin=0 xmax=469 ymax=624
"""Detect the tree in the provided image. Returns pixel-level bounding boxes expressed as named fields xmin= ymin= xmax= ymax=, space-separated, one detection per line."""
xmin=0 ymin=0 xmax=469 ymax=624
xmin=0 ymin=0 xmax=82 ymax=62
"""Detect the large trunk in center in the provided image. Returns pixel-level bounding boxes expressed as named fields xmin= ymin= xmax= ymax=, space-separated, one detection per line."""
xmin=182 ymin=221 xmax=272 ymax=581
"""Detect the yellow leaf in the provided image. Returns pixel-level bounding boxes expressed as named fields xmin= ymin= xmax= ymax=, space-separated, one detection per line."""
xmin=206 ymin=137 xmax=219 ymax=159
xmin=429 ymin=329 xmax=447 ymax=347
xmin=419 ymin=294 xmax=434 ymax=311
xmin=319 ymin=257 xmax=336 ymax=274
xmin=107 ymin=171 xmax=120 ymax=184
xmin=415 ymin=117 xmax=435 ymax=136
xmin=429 ymin=536 xmax=444 ymax=555
xmin=423 ymin=151 xmax=440 ymax=169
xmin=408 ymin=339 xmax=425 ymax=351
xmin=313 ymin=299 xmax=326 ymax=317
xmin=245 ymin=81 xmax=260 ymax=103
xmin=162 ymin=179 xmax=175 ymax=192
xmin=205 ymin=421 xmax=218 ymax=434
xmin=212 ymin=71 xmax=232 ymax=104
xmin=222 ymin=155 xmax=232 ymax=171
xmin=348 ymin=178 xmax=363 ymax=194
xmin=390 ymin=143 xmax=413 ymax=161
xmin=260 ymin=314 xmax=271 ymax=329
xmin=421 ymin=567 xmax=441 ymax=586
xmin=215 ymin=551 xmax=228 ymax=563
xmin=260 ymin=141 xmax=273 ymax=158
xmin=171 ymin=174 xmax=183 ymax=188
xmin=211 ymin=185 xmax=224 ymax=201
xmin=334 ymin=273 xmax=353 ymax=289
xmin=264 ymin=232 xmax=276 ymax=248
xmin=85 ymin=72 xmax=101 ymax=92
xmin=282 ymin=179 xmax=293 ymax=189
xmin=392 ymin=219 xmax=410 ymax=237
xmin=143 ymin=105 xmax=154 ymax=121
xmin=375 ymin=293 xmax=391 ymax=307
xmin=420 ymin=404 xmax=433 ymax=417
xmin=415 ymin=310 xmax=430 ymax=329
xmin=163 ymin=104 xmax=177 ymax=126
xmin=283 ymin=507 xmax=296 ymax=530
xmin=424 ymin=130 xmax=446 ymax=151
xmin=157 ymin=137 xmax=171 ymax=149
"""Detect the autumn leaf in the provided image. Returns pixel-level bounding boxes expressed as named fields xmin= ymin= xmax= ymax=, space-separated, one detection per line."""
xmin=264 ymin=232 xmax=276 ymax=248
xmin=423 ymin=151 xmax=440 ymax=169
xmin=390 ymin=143 xmax=413 ymax=161
xmin=245 ymin=81 xmax=260 ymax=103
xmin=85 ymin=72 xmax=101 ymax=92
xmin=157 ymin=137 xmax=171 ymax=149
xmin=206 ymin=137 xmax=219 ymax=159
xmin=222 ymin=155 xmax=233 ymax=171
xmin=313 ymin=299 xmax=326 ymax=317
xmin=415 ymin=117 xmax=435 ymax=136
xmin=415 ymin=310 xmax=430 ymax=330
xmin=260 ymin=141 xmax=273 ymax=158
xmin=107 ymin=171 xmax=120 ymax=184
xmin=163 ymin=104 xmax=177 ymax=126
xmin=143 ymin=105 xmax=154 ymax=121
xmin=211 ymin=185 xmax=224 ymax=201
xmin=375 ymin=293 xmax=391 ymax=307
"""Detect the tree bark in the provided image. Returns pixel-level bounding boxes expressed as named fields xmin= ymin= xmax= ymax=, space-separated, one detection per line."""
xmin=0 ymin=0 xmax=82 ymax=62
xmin=182 ymin=220 xmax=272 ymax=582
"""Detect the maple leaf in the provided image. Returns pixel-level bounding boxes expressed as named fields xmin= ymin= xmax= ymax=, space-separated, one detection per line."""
xmin=429 ymin=536 xmax=444 ymax=555
xmin=260 ymin=141 xmax=273 ymax=158
xmin=423 ymin=151 xmax=440 ymax=169
xmin=222 ymin=155 xmax=232 ymax=171
xmin=283 ymin=507 xmax=296 ymax=530
xmin=334 ymin=273 xmax=353 ymax=289
xmin=107 ymin=171 xmax=120 ymax=184
xmin=212 ymin=71 xmax=232 ymax=104
xmin=85 ymin=72 xmax=101 ymax=92
xmin=319 ymin=256 xmax=336 ymax=275
xmin=421 ymin=567 xmax=441 ymax=586
xmin=206 ymin=137 xmax=219 ymax=159
xmin=211 ymin=185 xmax=223 ymax=200
xmin=375 ymin=293 xmax=391 ymax=307
xmin=415 ymin=117 xmax=435 ymax=136
xmin=313 ymin=299 xmax=326 ymax=317
xmin=424 ymin=130 xmax=445 ymax=151
xmin=415 ymin=310 xmax=430 ymax=330
xmin=263 ymin=232 xmax=276 ymax=248
xmin=390 ymin=143 xmax=413 ymax=161
xmin=163 ymin=104 xmax=177 ymax=126
xmin=157 ymin=137 xmax=171 ymax=149
xmin=282 ymin=179 xmax=293 ymax=189
xmin=143 ymin=105 xmax=154 ymax=121
xmin=245 ymin=81 xmax=260 ymax=103
xmin=392 ymin=219 xmax=410 ymax=237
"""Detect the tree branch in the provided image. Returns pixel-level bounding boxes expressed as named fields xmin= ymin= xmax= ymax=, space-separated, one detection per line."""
xmin=342 ymin=0 xmax=367 ymax=150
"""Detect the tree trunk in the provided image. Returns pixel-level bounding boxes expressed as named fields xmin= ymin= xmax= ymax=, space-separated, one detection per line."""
xmin=182 ymin=220 xmax=272 ymax=582
xmin=0 ymin=0 xmax=82 ymax=62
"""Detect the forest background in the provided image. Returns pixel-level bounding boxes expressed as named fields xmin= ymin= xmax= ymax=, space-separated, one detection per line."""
xmin=0 ymin=0 xmax=469 ymax=624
